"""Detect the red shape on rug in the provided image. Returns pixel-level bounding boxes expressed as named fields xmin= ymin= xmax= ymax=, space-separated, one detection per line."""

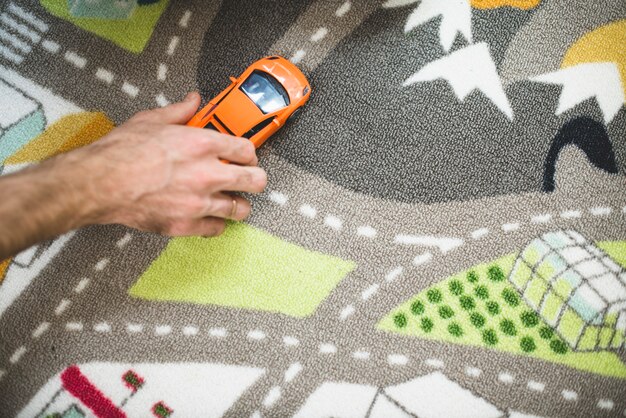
xmin=61 ymin=365 xmax=127 ymax=418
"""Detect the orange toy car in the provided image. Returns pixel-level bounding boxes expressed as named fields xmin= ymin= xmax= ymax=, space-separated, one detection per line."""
xmin=187 ymin=56 xmax=311 ymax=148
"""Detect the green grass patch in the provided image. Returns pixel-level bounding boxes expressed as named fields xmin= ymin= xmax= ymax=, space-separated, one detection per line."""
xmin=449 ymin=280 xmax=464 ymax=296
xmin=597 ymin=241 xmax=626 ymax=268
xmin=378 ymin=253 xmax=626 ymax=379
xmin=427 ymin=288 xmax=443 ymax=303
xmin=411 ymin=300 xmax=425 ymax=315
xmin=474 ymin=285 xmax=489 ymax=300
xmin=129 ymin=222 xmax=355 ymax=317
xmin=40 ymin=0 xmax=170 ymax=53
xmin=438 ymin=305 xmax=455 ymax=319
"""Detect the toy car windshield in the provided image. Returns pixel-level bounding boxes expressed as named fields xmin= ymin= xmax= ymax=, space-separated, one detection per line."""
xmin=240 ymin=70 xmax=290 ymax=114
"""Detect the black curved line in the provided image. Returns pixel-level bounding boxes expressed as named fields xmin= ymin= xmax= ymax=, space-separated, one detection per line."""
xmin=543 ymin=117 xmax=618 ymax=192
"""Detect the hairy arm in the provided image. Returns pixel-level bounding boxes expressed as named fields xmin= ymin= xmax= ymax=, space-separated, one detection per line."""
xmin=0 ymin=92 xmax=267 ymax=260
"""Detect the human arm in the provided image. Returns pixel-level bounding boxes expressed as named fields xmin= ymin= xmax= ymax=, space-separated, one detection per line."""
xmin=0 ymin=92 xmax=267 ymax=260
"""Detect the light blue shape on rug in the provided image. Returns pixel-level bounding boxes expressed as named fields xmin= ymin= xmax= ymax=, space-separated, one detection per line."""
xmin=0 ymin=110 xmax=46 ymax=164
xmin=68 ymin=0 xmax=137 ymax=19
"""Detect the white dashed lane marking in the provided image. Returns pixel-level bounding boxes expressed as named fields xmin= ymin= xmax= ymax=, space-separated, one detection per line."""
xmin=284 ymin=362 xmax=302 ymax=383
xmin=561 ymin=390 xmax=578 ymax=401
xmin=32 ymin=322 xmax=50 ymax=339
xmin=353 ymin=351 xmax=370 ymax=360
xmin=209 ymin=327 xmax=227 ymax=338
xmin=319 ymin=343 xmax=337 ymax=354
xmin=387 ymin=354 xmax=408 ymax=366
xmin=335 ymin=1 xmax=351 ymax=17
xmin=590 ymin=206 xmax=611 ymax=216
xmin=121 ymin=82 xmax=139 ymax=98
xmin=157 ymin=63 xmax=168 ymax=81
xmin=0 ymin=44 xmax=22 ymax=63
xmin=155 ymin=325 xmax=172 ymax=336
xmin=126 ymin=323 xmax=143 ymax=333
xmin=324 ymin=215 xmax=343 ymax=230
xmin=54 ymin=299 xmax=71 ymax=316
xmin=94 ymin=258 xmax=110 ymax=271
xmin=597 ymin=399 xmax=614 ymax=410
xmin=339 ymin=305 xmax=355 ymax=320
xmin=248 ymin=330 xmax=266 ymax=341
xmin=413 ymin=252 xmax=433 ymax=266
xmin=560 ymin=210 xmax=581 ymax=219
xmin=498 ymin=372 xmax=514 ymax=384
xmin=465 ymin=366 xmax=482 ymax=378
xmin=64 ymin=51 xmax=86 ymax=69
xmin=531 ymin=213 xmax=552 ymax=224
xmin=502 ymin=222 xmax=520 ymax=232
xmin=283 ymin=336 xmax=299 ymax=347
xmin=65 ymin=322 xmax=83 ymax=332
xmin=183 ymin=326 xmax=198 ymax=336
xmin=9 ymin=346 xmax=26 ymax=365
xmin=156 ymin=93 xmax=170 ymax=107
xmin=527 ymin=380 xmax=545 ymax=392
xmin=299 ymin=204 xmax=317 ymax=218
xmin=268 ymin=191 xmax=288 ymax=205
xmin=178 ymin=10 xmax=192 ymax=28
xmin=361 ymin=283 xmax=379 ymax=301
xmin=424 ymin=358 xmax=444 ymax=369
xmin=310 ymin=27 xmax=328 ymax=42
xmin=40 ymin=39 xmax=59 ymax=54
xmin=74 ymin=278 xmax=90 ymax=293
xmin=115 ymin=233 xmax=132 ymax=248
xmin=385 ymin=267 xmax=403 ymax=282
xmin=356 ymin=225 xmax=376 ymax=238
xmin=471 ymin=228 xmax=489 ymax=240
xmin=290 ymin=49 xmax=306 ymax=64
xmin=95 ymin=68 xmax=114 ymax=84
xmin=94 ymin=322 xmax=111 ymax=333
xmin=167 ymin=36 xmax=180 ymax=55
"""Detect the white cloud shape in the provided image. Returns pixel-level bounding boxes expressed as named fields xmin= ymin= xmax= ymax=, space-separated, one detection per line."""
xmin=532 ymin=62 xmax=625 ymax=124
xmin=403 ymin=42 xmax=514 ymax=120
xmin=398 ymin=0 xmax=472 ymax=52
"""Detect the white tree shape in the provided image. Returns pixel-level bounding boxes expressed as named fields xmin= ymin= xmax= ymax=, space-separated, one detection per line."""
xmin=403 ymin=42 xmax=514 ymax=120
xmin=532 ymin=62 xmax=625 ymax=125
xmin=384 ymin=0 xmax=472 ymax=52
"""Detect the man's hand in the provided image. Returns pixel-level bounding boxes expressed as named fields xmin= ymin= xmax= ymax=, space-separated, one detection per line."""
xmin=0 ymin=92 xmax=267 ymax=259
xmin=74 ymin=91 xmax=267 ymax=236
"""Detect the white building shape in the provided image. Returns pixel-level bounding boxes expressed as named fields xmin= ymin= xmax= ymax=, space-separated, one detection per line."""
xmin=509 ymin=230 xmax=626 ymax=351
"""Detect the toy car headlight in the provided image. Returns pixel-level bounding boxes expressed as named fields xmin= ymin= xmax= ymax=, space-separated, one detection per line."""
xmin=303 ymin=86 xmax=310 ymax=95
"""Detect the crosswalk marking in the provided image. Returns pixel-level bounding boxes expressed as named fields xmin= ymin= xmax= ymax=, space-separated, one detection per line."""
xmin=0 ymin=27 xmax=30 ymax=53
xmin=8 ymin=2 xmax=48 ymax=32
xmin=0 ymin=3 xmax=49 ymax=64
xmin=0 ymin=13 xmax=40 ymax=43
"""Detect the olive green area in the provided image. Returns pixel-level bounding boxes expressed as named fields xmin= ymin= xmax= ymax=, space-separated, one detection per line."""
xmin=129 ymin=222 xmax=355 ymax=317
xmin=379 ymin=249 xmax=626 ymax=379
xmin=597 ymin=241 xmax=626 ymax=269
xmin=40 ymin=0 xmax=170 ymax=54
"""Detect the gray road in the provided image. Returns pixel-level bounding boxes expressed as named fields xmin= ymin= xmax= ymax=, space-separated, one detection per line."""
xmin=0 ymin=1 xmax=625 ymax=416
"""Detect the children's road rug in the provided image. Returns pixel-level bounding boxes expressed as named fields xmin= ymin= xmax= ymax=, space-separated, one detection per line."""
xmin=1 ymin=0 xmax=626 ymax=417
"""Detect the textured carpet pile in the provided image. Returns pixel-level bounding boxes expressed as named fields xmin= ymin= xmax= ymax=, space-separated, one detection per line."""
xmin=0 ymin=0 xmax=625 ymax=417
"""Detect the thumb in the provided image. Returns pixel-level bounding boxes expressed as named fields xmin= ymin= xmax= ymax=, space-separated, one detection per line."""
xmin=158 ymin=91 xmax=202 ymax=124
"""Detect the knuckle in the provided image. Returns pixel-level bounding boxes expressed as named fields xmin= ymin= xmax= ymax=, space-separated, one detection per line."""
xmin=252 ymin=168 xmax=268 ymax=192
xmin=204 ymin=219 xmax=226 ymax=237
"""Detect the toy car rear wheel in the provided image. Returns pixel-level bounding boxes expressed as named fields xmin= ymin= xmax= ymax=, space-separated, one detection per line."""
xmin=287 ymin=107 xmax=302 ymax=123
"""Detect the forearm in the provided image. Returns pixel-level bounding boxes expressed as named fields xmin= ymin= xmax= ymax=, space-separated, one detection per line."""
xmin=0 ymin=152 xmax=98 ymax=259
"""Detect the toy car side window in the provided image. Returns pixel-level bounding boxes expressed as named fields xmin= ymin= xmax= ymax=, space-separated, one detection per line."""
xmin=242 ymin=117 xmax=274 ymax=139
xmin=240 ymin=70 xmax=290 ymax=114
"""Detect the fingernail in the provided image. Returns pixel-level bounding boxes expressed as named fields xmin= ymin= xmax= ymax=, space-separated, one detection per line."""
xmin=184 ymin=92 xmax=197 ymax=102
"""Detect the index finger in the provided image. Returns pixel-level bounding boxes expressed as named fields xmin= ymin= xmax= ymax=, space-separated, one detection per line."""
xmin=176 ymin=126 xmax=259 ymax=166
